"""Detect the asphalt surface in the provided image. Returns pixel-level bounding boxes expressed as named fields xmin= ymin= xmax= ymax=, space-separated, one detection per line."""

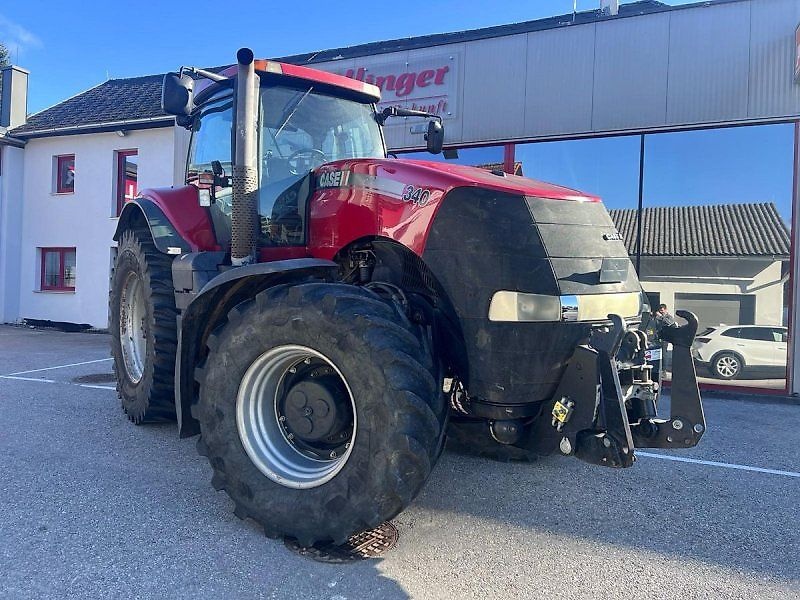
xmin=1 ymin=324 xmax=798 ymax=599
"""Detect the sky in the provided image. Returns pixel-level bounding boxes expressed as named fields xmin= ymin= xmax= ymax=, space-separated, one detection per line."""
xmin=1 ymin=0 xmax=793 ymax=222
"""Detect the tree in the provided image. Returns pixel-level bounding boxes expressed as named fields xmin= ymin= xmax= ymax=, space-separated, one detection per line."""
xmin=0 ymin=42 xmax=10 ymax=67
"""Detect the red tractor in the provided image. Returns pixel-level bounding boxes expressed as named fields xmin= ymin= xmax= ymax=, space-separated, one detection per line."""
xmin=111 ymin=49 xmax=705 ymax=546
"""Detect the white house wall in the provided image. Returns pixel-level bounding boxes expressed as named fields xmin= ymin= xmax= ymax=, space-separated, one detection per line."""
xmin=0 ymin=145 xmax=25 ymax=323
xmin=17 ymin=127 xmax=177 ymax=328
xmin=641 ymin=260 xmax=785 ymax=327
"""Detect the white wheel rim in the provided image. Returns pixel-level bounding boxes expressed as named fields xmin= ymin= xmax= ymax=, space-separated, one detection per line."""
xmin=716 ymin=355 xmax=739 ymax=377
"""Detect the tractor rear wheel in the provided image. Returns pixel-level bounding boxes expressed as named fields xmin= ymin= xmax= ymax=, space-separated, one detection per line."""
xmin=193 ymin=283 xmax=445 ymax=545
xmin=110 ymin=228 xmax=178 ymax=423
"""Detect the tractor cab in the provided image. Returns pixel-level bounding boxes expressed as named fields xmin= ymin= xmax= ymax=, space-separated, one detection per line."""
xmin=164 ymin=56 xmax=443 ymax=253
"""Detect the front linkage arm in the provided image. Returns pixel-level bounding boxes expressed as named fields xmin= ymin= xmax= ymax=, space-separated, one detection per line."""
xmin=536 ymin=310 xmax=706 ymax=468
xmin=629 ymin=310 xmax=706 ymax=449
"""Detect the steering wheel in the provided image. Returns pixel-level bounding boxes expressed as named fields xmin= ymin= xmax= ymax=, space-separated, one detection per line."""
xmin=287 ymin=148 xmax=327 ymax=175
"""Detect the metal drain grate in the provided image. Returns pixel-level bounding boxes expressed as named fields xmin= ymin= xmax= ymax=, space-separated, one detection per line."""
xmin=72 ymin=373 xmax=116 ymax=384
xmin=284 ymin=521 xmax=398 ymax=563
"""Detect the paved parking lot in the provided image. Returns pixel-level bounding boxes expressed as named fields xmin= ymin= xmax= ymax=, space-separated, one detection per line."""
xmin=1 ymin=324 xmax=798 ymax=599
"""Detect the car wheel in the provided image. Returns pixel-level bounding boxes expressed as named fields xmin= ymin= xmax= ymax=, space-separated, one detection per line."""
xmin=712 ymin=352 xmax=742 ymax=380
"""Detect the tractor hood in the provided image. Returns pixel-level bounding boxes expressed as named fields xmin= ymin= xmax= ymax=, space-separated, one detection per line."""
xmin=308 ymin=156 xmax=605 ymax=262
xmin=313 ymin=157 xmax=599 ymax=203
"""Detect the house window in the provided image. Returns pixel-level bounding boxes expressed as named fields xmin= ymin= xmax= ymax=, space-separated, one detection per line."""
xmin=40 ymin=247 xmax=76 ymax=291
xmin=56 ymin=155 xmax=75 ymax=193
xmin=116 ymin=150 xmax=138 ymax=215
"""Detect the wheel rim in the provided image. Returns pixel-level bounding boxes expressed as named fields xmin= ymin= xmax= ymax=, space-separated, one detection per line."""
xmin=119 ymin=271 xmax=148 ymax=383
xmin=236 ymin=345 xmax=357 ymax=489
xmin=716 ymin=355 xmax=739 ymax=377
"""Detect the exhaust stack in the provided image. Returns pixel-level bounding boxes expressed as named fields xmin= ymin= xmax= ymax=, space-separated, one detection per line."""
xmin=231 ymin=48 xmax=259 ymax=266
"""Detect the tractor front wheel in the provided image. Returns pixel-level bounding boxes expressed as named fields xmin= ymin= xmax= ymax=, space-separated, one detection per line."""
xmin=193 ymin=283 xmax=445 ymax=545
xmin=110 ymin=228 xmax=178 ymax=423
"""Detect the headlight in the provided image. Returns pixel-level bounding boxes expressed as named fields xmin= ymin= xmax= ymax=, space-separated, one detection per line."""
xmin=488 ymin=291 xmax=562 ymax=322
xmin=489 ymin=291 xmax=643 ymax=323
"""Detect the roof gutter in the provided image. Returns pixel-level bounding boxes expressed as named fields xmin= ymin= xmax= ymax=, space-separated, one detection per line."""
xmin=0 ymin=127 xmax=26 ymax=148
xmin=12 ymin=116 xmax=175 ymax=139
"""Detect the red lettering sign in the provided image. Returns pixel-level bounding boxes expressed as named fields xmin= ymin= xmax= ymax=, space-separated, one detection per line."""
xmin=342 ymin=55 xmax=458 ymax=120
xmin=344 ymin=65 xmax=450 ymax=97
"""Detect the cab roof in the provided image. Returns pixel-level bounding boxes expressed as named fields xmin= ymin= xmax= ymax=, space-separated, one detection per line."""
xmin=194 ymin=60 xmax=381 ymax=104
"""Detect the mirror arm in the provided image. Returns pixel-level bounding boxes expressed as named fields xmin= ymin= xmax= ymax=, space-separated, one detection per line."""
xmin=180 ymin=66 xmax=229 ymax=83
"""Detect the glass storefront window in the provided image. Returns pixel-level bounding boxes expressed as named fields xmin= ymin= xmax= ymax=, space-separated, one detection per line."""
xmin=640 ymin=124 xmax=794 ymax=390
xmin=514 ymin=136 xmax=641 ymax=210
xmin=508 ymin=124 xmax=794 ymax=392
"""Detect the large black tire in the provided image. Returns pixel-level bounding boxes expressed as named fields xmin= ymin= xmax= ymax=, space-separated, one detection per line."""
xmin=110 ymin=228 xmax=178 ymax=423
xmin=193 ymin=283 xmax=446 ymax=545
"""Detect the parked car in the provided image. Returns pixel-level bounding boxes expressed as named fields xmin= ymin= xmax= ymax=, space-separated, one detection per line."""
xmin=692 ymin=325 xmax=788 ymax=380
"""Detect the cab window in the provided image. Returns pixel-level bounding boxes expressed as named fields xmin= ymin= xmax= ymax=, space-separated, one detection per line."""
xmin=257 ymin=84 xmax=384 ymax=246
xmin=188 ymin=94 xmax=234 ymax=248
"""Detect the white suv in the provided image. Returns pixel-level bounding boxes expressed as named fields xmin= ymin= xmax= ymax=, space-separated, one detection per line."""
xmin=692 ymin=325 xmax=788 ymax=380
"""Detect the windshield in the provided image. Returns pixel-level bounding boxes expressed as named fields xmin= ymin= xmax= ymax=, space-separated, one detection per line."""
xmin=186 ymin=84 xmax=385 ymax=249
xmin=260 ymin=84 xmax=385 ymax=168
xmin=257 ymin=84 xmax=384 ymax=245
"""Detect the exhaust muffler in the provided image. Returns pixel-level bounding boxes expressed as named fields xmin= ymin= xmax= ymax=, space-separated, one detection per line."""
xmin=231 ymin=47 xmax=259 ymax=266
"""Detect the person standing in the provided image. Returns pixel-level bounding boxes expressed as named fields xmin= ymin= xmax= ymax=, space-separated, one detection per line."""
xmin=652 ymin=303 xmax=678 ymax=373
xmin=654 ymin=303 xmax=678 ymax=329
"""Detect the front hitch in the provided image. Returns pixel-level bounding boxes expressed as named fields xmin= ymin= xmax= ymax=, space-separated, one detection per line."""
xmin=629 ymin=310 xmax=706 ymax=448
xmin=536 ymin=311 xmax=705 ymax=468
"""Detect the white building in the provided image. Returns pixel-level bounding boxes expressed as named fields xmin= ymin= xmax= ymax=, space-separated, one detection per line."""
xmin=0 ymin=73 xmax=189 ymax=328
xmin=1 ymin=0 xmax=799 ymax=394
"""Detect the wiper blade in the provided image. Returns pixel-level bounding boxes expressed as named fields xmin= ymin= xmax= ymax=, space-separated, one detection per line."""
xmin=275 ymin=87 xmax=313 ymax=139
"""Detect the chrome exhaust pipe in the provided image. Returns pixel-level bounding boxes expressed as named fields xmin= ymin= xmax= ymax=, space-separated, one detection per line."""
xmin=231 ymin=47 xmax=259 ymax=266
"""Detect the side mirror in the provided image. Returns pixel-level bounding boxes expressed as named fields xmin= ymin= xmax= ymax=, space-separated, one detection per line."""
xmin=425 ymin=120 xmax=444 ymax=155
xmin=162 ymin=72 xmax=194 ymax=117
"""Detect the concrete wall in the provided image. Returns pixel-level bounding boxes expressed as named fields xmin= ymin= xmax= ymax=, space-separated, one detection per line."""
xmin=640 ymin=258 xmax=785 ymax=327
xmin=16 ymin=127 xmax=177 ymax=328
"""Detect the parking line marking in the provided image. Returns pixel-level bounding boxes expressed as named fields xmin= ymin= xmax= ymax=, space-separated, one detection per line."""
xmin=79 ymin=384 xmax=116 ymax=391
xmin=0 ymin=375 xmax=56 ymax=383
xmin=6 ymin=357 xmax=112 ymax=376
xmin=637 ymin=451 xmax=800 ymax=478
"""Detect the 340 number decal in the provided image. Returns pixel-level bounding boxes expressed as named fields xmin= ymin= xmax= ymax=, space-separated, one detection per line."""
xmin=401 ymin=185 xmax=432 ymax=207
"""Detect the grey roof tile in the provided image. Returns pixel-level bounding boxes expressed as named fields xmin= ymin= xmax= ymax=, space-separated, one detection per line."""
xmin=11 ymin=74 xmax=168 ymax=136
xmin=609 ymin=202 xmax=790 ymax=258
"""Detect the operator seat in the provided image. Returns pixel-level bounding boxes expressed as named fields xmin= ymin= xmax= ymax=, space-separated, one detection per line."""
xmin=259 ymin=157 xmax=305 ymax=244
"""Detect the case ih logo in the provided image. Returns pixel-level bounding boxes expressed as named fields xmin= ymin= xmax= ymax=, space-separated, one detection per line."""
xmin=341 ymin=55 xmax=459 ymax=120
